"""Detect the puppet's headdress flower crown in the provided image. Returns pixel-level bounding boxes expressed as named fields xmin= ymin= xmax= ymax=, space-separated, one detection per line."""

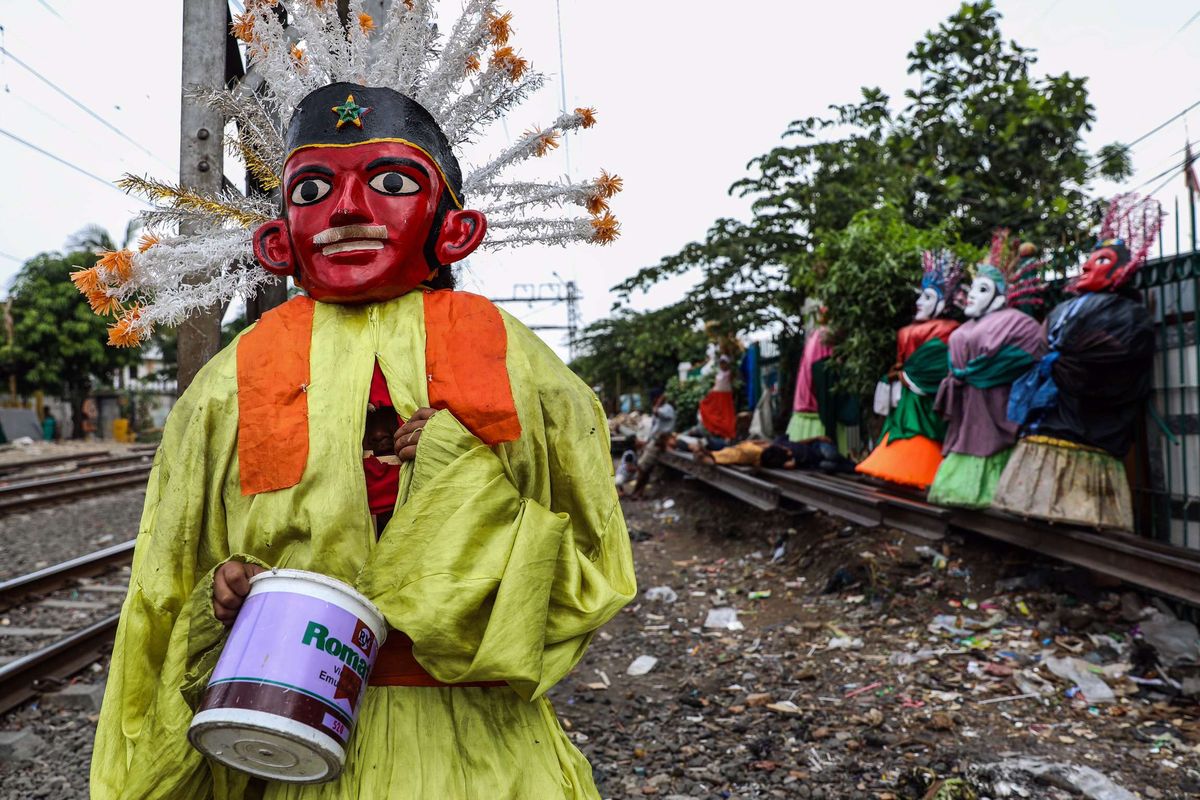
xmin=1071 ymin=193 xmax=1164 ymax=291
xmin=72 ymin=0 xmax=622 ymax=345
xmin=973 ymin=229 xmax=1046 ymax=315
xmin=919 ymin=249 xmax=965 ymax=311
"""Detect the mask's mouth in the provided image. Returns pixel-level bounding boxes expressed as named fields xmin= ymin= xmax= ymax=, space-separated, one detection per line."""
xmin=314 ymin=225 xmax=388 ymax=255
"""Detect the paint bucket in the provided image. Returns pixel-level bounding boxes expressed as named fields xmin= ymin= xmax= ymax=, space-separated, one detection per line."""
xmin=188 ymin=568 xmax=387 ymax=783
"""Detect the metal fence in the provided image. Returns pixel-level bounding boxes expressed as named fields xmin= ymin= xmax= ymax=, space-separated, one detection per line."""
xmin=1133 ymin=251 xmax=1200 ymax=550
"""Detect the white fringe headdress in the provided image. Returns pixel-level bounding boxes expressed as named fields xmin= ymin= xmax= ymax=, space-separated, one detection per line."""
xmin=73 ymin=0 xmax=622 ymax=346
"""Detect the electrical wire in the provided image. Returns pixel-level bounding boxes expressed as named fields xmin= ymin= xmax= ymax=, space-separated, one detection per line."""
xmin=554 ymin=0 xmax=571 ymax=178
xmin=0 ymin=127 xmax=149 ymax=205
xmin=0 ymin=45 xmax=173 ymax=169
xmin=34 ymin=1 xmax=63 ymax=21
xmin=1086 ymin=99 xmax=1200 ymax=178
xmin=1176 ymin=9 xmax=1200 ymax=35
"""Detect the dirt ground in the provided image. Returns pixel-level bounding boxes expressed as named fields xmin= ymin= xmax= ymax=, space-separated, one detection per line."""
xmin=547 ymin=471 xmax=1200 ymax=800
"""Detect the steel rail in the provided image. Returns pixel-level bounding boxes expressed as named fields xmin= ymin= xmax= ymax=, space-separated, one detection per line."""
xmin=0 ymin=464 xmax=152 ymax=514
xmin=0 ymin=540 xmax=135 ymax=612
xmin=660 ymin=450 xmax=1200 ymax=606
xmin=0 ymin=449 xmax=110 ymax=476
xmin=659 ymin=450 xmax=780 ymax=511
xmin=0 ymin=614 xmax=119 ymax=716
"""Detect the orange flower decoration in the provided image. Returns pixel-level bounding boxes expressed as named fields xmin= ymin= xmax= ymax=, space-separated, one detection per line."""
xmin=69 ymin=267 xmax=101 ymax=295
xmin=596 ymin=169 xmax=623 ymax=198
xmin=586 ymin=194 xmax=609 ymax=216
xmin=231 ymin=12 xmax=255 ymax=44
xmin=290 ymin=44 xmax=307 ymax=69
xmin=525 ymin=128 xmax=559 ymax=157
xmin=84 ymin=283 xmax=122 ymax=317
xmin=465 ymin=54 xmax=481 ymax=74
xmin=488 ymin=12 xmax=513 ymax=46
xmin=107 ymin=308 xmax=144 ymax=348
xmin=590 ymin=213 xmax=620 ymax=244
xmin=575 ymin=107 xmax=598 ymax=129
xmin=136 ymin=233 xmax=160 ymax=253
xmin=97 ymin=249 xmax=134 ymax=281
xmin=490 ymin=47 xmax=528 ymax=81
xmin=358 ymin=13 xmax=375 ymax=34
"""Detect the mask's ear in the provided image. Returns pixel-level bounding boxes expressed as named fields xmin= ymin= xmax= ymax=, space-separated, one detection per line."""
xmin=253 ymin=220 xmax=294 ymax=277
xmin=433 ymin=209 xmax=487 ymax=265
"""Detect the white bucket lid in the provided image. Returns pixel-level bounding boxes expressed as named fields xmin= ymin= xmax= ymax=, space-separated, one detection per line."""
xmin=248 ymin=568 xmax=387 ymax=642
xmin=189 ymin=708 xmax=344 ymax=784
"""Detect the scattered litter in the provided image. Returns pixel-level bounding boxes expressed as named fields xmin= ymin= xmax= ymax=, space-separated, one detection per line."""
xmin=703 ymin=607 xmax=744 ymax=631
xmin=1044 ymin=655 xmax=1116 ymax=704
xmin=1139 ymin=607 xmax=1200 ymax=667
xmin=826 ymin=636 xmax=863 ymax=650
xmin=643 ymin=586 xmax=678 ymax=603
xmin=971 ymin=757 xmax=1137 ymax=800
xmin=626 ymin=655 xmax=658 ymax=676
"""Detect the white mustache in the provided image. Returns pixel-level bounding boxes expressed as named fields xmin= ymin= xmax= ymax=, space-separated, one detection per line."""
xmin=312 ymin=225 xmax=388 ymax=246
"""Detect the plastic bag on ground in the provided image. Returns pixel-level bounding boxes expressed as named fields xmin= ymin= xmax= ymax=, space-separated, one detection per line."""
xmin=644 ymin=586 xmax=678 ymax=603
xmin=1044 ymin=655 xmax=1115 ymax=704
xmin=704 ymin=607 xmax=744 ymax=631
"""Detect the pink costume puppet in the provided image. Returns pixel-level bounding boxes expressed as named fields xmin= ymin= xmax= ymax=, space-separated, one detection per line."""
xmin=786 ymin=302 xmax=834 ymax=442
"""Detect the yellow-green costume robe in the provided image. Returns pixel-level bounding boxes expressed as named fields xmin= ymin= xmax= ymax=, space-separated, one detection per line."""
xmin=90 ymin=291 xmax=637 ymax=799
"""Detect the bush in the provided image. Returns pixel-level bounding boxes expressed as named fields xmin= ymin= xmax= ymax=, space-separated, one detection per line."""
xmin=665 ymin=372 xmax=712 ymax=434
xmin=798 ymin=205 xmax=978 ymax=396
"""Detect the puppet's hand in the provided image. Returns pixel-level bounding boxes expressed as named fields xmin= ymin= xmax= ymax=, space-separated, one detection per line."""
xmin=213 ymin=561 xmax=266 ymax=624
xmin=394 ymin=407 xmax=437 ymax=462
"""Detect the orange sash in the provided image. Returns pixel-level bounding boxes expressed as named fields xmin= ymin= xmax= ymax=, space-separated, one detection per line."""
xmin=236 ymin=291 xmax=521 ymax=496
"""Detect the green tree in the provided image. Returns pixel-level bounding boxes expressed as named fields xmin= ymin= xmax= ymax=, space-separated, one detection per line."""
xmin=2 ymin=250 xmax=140 ymax=438
xmin=570 ymin=305 xmax=707 ymax=411
xmin=611 ymin=0 xmax=1130 ymax=391
xmin=803 ymin=205 xmax=979 ymax=396
xmin=895 ymin=0 xmax=1130 ymax=246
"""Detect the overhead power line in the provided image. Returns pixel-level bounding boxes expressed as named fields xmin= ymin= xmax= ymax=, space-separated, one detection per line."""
xmin=0 ymin=127 xmax=146 ymax=204
xmin=35 ymin=1 xmax=64 ymax=20
xmin=1177 ymin=10 xmax=1200 ymax=35
xmin=0 ymin=45 xmax=171 ymax=168
xmin=1086 ymin=99 xmax=1200 ymax=178
xmin=1125 ymin=98 xmax=1200 ymax=151
xmin=1132 ymin=161 xmax=1183 ymax=195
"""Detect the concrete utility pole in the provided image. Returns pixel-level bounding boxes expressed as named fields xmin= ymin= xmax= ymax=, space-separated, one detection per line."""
xmin=176 ymin=0 xmax=228 ymax=394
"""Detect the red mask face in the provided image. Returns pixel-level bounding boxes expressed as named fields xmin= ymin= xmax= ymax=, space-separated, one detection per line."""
xmin=252 ymin=141 xmax=486 ymax=303
xmin=1075 ymin=245 xmax=1128 ymax=293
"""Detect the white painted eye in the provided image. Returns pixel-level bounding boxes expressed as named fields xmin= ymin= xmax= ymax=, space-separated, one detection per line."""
xmin=290 ymin=178 xmax=332 ymax=205
xmin=368 ymin=171 xmax=420 ymax=196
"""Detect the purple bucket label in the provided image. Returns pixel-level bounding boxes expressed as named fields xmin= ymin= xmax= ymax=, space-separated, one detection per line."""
xmin=200 ymin=587 xmax=379 ymax=747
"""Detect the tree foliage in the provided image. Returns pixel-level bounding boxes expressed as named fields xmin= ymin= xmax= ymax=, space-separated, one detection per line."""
xmin=603 ymin=1 xmax=1129 ymax=394
xmin=570 ymin=305 xmax=707 ymax=409
xmin=2 ymin=250 xmax=140 ymax=436
xmin=804 ymin=205 xmax=979 ymax=395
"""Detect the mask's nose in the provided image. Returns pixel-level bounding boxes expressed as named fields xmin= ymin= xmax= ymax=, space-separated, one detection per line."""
xmin=328 ymin=177 xmax=372 ymax=226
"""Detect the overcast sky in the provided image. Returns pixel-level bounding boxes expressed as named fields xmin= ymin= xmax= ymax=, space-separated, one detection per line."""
xmin=2 ymin=0 xmax=1200 ymax=356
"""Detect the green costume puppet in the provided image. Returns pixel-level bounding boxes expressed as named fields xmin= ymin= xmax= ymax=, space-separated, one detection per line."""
xmin=77 ymin=3 xmax=633 ymax=798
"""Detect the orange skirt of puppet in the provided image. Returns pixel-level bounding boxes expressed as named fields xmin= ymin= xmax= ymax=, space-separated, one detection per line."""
xmin=855 ymin=433 xmax=944 ymax=490
xmin=699 ymin=390 xmax=737 ymax=440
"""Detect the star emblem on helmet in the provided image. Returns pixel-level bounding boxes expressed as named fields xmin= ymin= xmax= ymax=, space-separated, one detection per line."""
xmin=331 ymin=94 xmax=371 ymax=129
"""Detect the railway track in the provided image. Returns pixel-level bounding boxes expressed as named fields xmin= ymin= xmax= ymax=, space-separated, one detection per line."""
xmin=659 ymin=448 xmax=1200 ymax=608
xmin=0 ymin=446 xmax=155 ymax=478
xmin=0 ymin=454 xmax=155 ymax=515
xmin=0 ymin=542 xmax=134 ymax=716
